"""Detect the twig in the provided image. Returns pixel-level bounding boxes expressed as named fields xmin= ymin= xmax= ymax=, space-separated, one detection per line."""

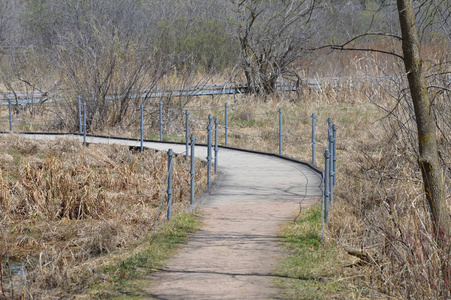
xmin=343 ymin=245 xmax=372 ymax=265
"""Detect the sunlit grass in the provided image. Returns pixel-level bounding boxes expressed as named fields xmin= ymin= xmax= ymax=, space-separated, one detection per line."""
xmin=85 ymin=212 xmax=201 ymax=299
xmin=275 ymin=204 xmax=358 ymax=299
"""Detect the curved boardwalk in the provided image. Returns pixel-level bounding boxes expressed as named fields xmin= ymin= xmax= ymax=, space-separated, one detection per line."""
xmin=15 ymin=134 xmax=322 ymax=299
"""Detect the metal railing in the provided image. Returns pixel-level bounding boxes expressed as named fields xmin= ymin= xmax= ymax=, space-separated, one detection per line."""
xmin=0 ymin=75 xmax=399 ymax=106
xmin=82 ymin=99 xmax=339 ymax=229
xmin=1 ymin=93 xmax=339 ymax=232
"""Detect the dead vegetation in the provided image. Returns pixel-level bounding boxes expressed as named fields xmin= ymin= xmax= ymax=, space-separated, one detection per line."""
xmin=0 ymin=135 xmax=208 ymax=298
xmin=0 ymin=47 xmax=449 ymax=298
xmin=330 ymin=127 xmax=451 ymax=299
xmin=179 ymin=60 xmax=451 ymax=298
xmin=326 ymin=76 xmax=451 ymax=297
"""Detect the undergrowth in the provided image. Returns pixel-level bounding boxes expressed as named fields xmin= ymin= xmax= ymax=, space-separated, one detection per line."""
xmin=83 ymin=212 xmax=201 ymax=299
xmin=276 ymin=204 xmax=358 ymax=299
xmin=0 ymin=135 xmax=209 ymax=298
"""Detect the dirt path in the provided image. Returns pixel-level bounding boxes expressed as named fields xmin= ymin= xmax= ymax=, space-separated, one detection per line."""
xmin=15 ymin=135 xmax=322 ymax=299
xmin=139 ymin=142 xmax=322 ymax=299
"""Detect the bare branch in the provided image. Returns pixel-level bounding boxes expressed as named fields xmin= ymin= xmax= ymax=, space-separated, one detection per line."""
xmin=330 ymin=45 xmax=404 ymax=60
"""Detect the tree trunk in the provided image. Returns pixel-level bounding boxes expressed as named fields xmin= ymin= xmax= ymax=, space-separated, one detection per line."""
xmin=397 ymin=0 xmax=450 ymax=239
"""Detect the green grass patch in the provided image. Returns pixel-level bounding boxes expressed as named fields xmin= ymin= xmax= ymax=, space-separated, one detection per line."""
xmin=85 ymin=212 xmax=201 ymax=299
xmin=275 ymin=204 xmax=356 ymax=299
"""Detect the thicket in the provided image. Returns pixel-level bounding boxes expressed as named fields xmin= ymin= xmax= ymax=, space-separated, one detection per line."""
xmin=328 ymin=53 xmax=451 ymax=298
xmin=0 ymin=0 xmax=398 ymax=99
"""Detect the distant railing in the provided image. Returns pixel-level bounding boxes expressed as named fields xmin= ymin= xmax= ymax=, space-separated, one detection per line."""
xmin=0 ymin=75 xmax=397 ymax=107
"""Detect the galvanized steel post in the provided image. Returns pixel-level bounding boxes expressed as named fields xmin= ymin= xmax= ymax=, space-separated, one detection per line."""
xmin=78 ymin=96 xmax=82 ymax=134
xmin=8 ymin=100 xmax=12 ymax=132
xmin=279 ymin=108 xmax=283 ymax=155
xmin=167 ymin=149 xmax=173 ymax=221
xmin=83 ymin=102 xmax=87 ymax=146
xmin=333 ymin=125 xmax=338 ymax=183
xmin=321 ymin=164 xmax=325 ymax=246
xmin=190 ymin=135 xmax=195 ymax=205
xmin=324 ymin=149 xmax=330 ymax=225
xmin=327 ymin=118 xmax=332 ymax=139
xmin=207 ymin=115 xmax=212 ymax=187
xmin=225 ymin=103 xmax=229 ymax=146
xmin=159 ymin=100 xmax=163 ymax=141
xmin=214 ymin=118 xmax=219 ymax=174
xmin=185 ymin=110 xmax=189 ymax=157
xmin=311 ymin=113 xmax=316 ymax=165
xmin=140 ymin=104 xmax=144 ymax=153
xmin=329 ymin=132 xmax=335 ymax=204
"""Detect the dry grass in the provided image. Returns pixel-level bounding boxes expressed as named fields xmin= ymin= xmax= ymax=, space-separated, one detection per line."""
xmin=1 ymin=49 xmax=450 ymax=298
xmin=2 ymin=81 xmax=449 ymax=299
xmin=323 ymin=77 xmax=451 ymax=298
xmin=177 ymin=70 xmax=451 ymax=298
xmin=0 ymin=135 xmax=209 ymax=298
xmin=330 ymin=135 xmax=451 ymax=299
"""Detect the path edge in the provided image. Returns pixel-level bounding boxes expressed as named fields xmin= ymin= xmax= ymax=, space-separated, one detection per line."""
xmin=4 ymin=132 xmax=323 ymax=175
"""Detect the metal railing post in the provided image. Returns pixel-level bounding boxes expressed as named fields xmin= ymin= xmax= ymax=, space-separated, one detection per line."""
xmin=329 ymin=132 xmax=335 ymax=204
xmin=324 ymin=149 xmax=330 ymax=225
xmin=279 ymin=108 xmax=283 ymax=155
xmin=207 ymin=115 xmax=212 ymax=187
xmin=225 ymin=103 xmax=229 ymax=146
xmin=332 ymin=124 xmax=337 ymax=186
xmin=214 ymin=118 xmax=219 ymax=174
xmin=327 ymin=118 xmax=332 ymax=139
xmin=312 ymin=113 xmax=316 ymax=165
xmin=8 ymin=100 xmax=12 ymax=132
xmin=321 ymin=164 xmax=325 ymax=246
xmin=78 ymin=96 xmax=82 ymax=134
xmin=167 ymin=149 xmax=173 ymax=221
xmin=83 ymin=102 xmax=87 ymax=146
xmin=185 ymin=110 xmax=189 ymax=157
xmin=159 ymin=100 xmax=163 ymax=141
xmin=140 ymin=104 xmax=144 ymax=153
xmin=190 ymin=135 xmax=196 ymax=205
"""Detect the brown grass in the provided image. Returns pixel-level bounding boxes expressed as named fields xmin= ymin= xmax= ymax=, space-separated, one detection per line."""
xmin=1 ymin=48 xmax=450 ymax=298
xmin=0 ymin=135 xmax=209 ymax=298
xmin=173 ymin=69 xmax=451 ymax=299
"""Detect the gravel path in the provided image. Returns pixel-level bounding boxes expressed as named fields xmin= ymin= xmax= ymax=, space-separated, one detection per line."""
xmin=14 ymin=134 xmax=322 ymax=299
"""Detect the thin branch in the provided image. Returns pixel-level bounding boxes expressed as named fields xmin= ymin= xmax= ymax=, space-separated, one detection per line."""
xmin=427 ymin=85 xmax=451 ymax=92
xmin=329 ymin=45 xmax=404 ymax=60
xmin=338 ymin=31 xmax=403 ymax=43
xmin=300 ymin=31 xmax=404 ymax=60
xmin=324 ymin=31 xmax=403 ymax=59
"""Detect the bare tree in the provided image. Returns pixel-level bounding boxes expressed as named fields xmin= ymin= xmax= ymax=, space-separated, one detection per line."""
xmin=55 ymin=18 xmax=164 ymax=131
xmin=232 ymin=0 xmax=319 ymax=94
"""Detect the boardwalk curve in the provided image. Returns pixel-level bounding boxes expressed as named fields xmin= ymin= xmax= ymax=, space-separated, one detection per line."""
xmin=13 ymin=134 xmax=322 ymax=299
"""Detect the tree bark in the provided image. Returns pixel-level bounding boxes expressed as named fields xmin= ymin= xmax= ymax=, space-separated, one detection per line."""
xmin=397 ymin=0 xmax=450 ymax=239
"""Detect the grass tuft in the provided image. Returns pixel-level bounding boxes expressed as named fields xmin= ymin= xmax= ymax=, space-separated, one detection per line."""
xmin=87 ymin=212 xmax=201 ymax=299
xmin=275 ymin=204 xmax=358 ymax=299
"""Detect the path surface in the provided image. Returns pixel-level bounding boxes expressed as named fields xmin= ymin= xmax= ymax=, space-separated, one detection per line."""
xmin=14 ymin=134 xmax=322 ymax=299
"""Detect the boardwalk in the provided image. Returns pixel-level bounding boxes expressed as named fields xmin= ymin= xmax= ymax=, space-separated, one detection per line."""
xmin=15 ymin=134 xmax=322 ymax=299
